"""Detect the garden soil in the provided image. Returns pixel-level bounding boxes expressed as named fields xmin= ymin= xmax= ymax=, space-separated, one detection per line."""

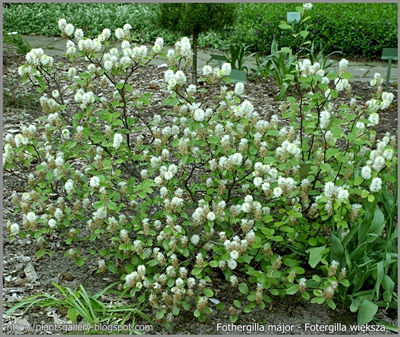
xmin=2 ymin=48 xmax=398 ymax=335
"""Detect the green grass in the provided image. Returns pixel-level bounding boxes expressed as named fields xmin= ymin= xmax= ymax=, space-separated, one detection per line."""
xmin=3 ymin=3 xmax=398 ymax=59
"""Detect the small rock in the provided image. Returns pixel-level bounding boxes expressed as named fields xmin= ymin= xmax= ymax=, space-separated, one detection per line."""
xmin=23 ymin=262 xmax=38 ymax=282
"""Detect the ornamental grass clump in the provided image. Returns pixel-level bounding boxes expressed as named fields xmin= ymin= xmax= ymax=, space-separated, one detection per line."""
xmin=4 ymin=19 xmax=397 ymax=325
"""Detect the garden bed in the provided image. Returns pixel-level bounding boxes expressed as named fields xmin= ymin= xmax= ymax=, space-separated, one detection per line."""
xmin=3 ymin=48 xmax=398 ymax=335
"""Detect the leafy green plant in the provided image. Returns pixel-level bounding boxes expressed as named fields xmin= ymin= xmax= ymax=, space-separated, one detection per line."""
xmin=4 ymin=18 xmax=397 ymax=327
xmin=301 ymin=40 xmax=342 ymax=71
xmin=155 ymin=3 xmax=237 ymax=84
xmin=255 ymin=36 xmax=297 ymax=99
xmin=222 ymin=43 xmax=256 ymax=73
xmin=3 ymin=31 xmax=31 ymax=54
xmin=329 ymin=163 xmax=397 ymax=328
xmin=6 ymin=282 xmax=152 ymax=334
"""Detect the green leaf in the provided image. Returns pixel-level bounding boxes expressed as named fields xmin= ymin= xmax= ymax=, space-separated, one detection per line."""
xmin=301 ymin=292 xmax=310 ymax=300
xmin=36 ymin=249 xmax=46 ymax=259
xmin=286 ymin=285 xmax=299 ymax=295
xmin=194 ymin=309 xmax=201 ymax=318
xmin=306 ymin=245 xmax=327 ymax=268
xmin=203 ymin=288 xmax=214 ymax=297
xmin=311 ymin=296 xmax=326 ymax=304
xmin=327 ymin=299 xmax=336 ymax=310
xmin=230 ymin=314 xmax=238 ymax=323
xmin=173 ymin=306 xmax=180 ymax=316
xmin=233 ymin=300 xmax=241 ymax=308
xmin=357 ymin=300 xmax=378 ymax=324
xmin=156 ymin=310 xmax=165 ymax=320
xmin=238 ymin=282 xmax=249 ymax=295
xmin=279 ymin=22 xmax=292 ymax=30
xmin=341 ymin=72 xmax=352 ymax=79
xmin=243 ymin=304 xmax=253 ymax=313
xmin=162 ymin=97 xmax=179 ymax=106
xmin=67 ymin=307 xmax=78 ymax=322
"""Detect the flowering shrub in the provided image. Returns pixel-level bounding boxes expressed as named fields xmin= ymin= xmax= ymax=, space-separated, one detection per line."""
xmin=4 ymin=19 xmax=397 ymax=325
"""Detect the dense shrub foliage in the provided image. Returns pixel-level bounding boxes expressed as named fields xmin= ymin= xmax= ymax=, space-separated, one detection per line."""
xmin=4 ymin=14 xmax=397 ymax=327
xmin=3 ymin=2 xmax=398 ymax=59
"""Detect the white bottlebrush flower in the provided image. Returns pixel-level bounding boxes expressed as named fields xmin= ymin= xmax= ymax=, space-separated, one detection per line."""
xmin=234 ymin=82 xmax=245 ymax=96
xmin=253 ymin=177 xmax=263 ymax=187
xmin=164 ymin=171 xmax=173 ymax=180
xmin=74 ymin=28 xmax=84 ymax=41
xmin=90 ymin=176 xmax=100 ymax=188
xmin=115 ymin=28 xmax=125 ymax=40
xmin=230 ymin=250 xmax=240 ymax=260
xmin=372 ymin=156 xmax=385 ymax=172
xmin=339 ymin=58 xmax=348 ymax=71
xmin=227 ymin=259 xmax=237 ymax=270
xmin=193 ymin=108 xmax=205 ymax=122
xmin=64 ymin=179 xmax=74 ymax=194
xmin=382 ymin=148 xmax=393 ymax=161
xmin=368 ymin=113 xmax=379 ymax=126
xmin=137 ymin=265 xmax=146 ymax=276
xmin=221 ymin=63 xmax=232 ymax=76
xmin=202 ymin=65 xmax=213 ymax=76
xmin=10 ymin=223 xmax=20 ymax=235
xmin=191 ymin=234 xmax=200 ymax=246
xmin=273 ymin=187 xmax=283 ymax=198
xmin=361 ymin=166 xmax=372 ymax=180
xmin=370 ymin=177 xmax=382 ymax=193
xmin=113 ymin=133 xmax=124 ymax=149
xmin=152 ymin=37 xmax=164 ymax=53
xmin=320 ymin=109 xmax=330 ymax=129
xmin=48 ymin=219 xmax=57 ymax=228
xmin=64 ymin=23 xmax=74 ymax=37
xmin=337 ymin=188 xmax=349 ymax=203
xmin=26 ymin=212 xmax=37 ymax=223
xmin=324 ymin=181 xmax=337 ymax=198
xmin=303 ymin=3 xmax=313 ymax=10
xmin=58 ymin=18 xmax=67 ymax=31
xmin=207 ymin=212 xmax=216 ymax=221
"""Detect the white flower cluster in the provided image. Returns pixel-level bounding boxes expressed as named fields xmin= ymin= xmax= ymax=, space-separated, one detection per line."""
xmin=338 ymin=58 xmax=349 ymax=74
xmin=370 ymin=73 xmax=383 ymax=87
xmin=77 ymin=38 xmax=102 ymax=53
xmin=192 ymin=200 xmax=221 ymax=226
xmin=303 ymin=3 xmax=313 ymax=10
xmin=276 ymin=140 xmax=301 ymax=159
xmin=233 ymin=100 xmax=258 ymax=119
xmin=152 ymin=37 xmax=164 ymax=53
xmin=126 ymin=265 xmax=146 ymax=288
xmin=74 ymin=89 xmax=96 ymax=109
xmin=241 ymin=195 xmax=262 ymax=214
xmin=122 ymin=44 xmax=148 ymax=63
xmin=297 ymin=59 xmax=324 ymax=77
xmin=174 ymin=37 xmax=192 ymax=59
xmin=58 ymin=19 xmax=74 ymax=37
xmin=323 ymin=181 xmax=349 ymax=203
xmin=366 ymin=92 xmax=393 ymax=113
xmin=334 ymin=78 xmax=351 ymax=92
xmin=113 ymin=133 xmax=124 ymax=149
xmin=164 ymin=69 xmax=187 ymax=91
xmin=25 ymin=48 xmax=54 ymax=67
xmin=360 ymin=137 xmax=393 ymax=186
xmin=115 ymin=23 xmax=132 ymax=40
xmin=218 ymin=152 xmax=243 ymax=171
xmin=319 ymin=109 xmax=330 ymax=129
xmin=154 ymin=164 xmax=178 ymax=185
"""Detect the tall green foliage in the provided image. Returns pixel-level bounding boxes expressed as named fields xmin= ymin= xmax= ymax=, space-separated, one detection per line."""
xmin=155 ymin=3 xmax=237 ymax=84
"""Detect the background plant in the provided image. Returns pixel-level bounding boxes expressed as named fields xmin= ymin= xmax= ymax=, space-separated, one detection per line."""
xmin=3 ymin=30 xmax=31 ymax=54
xmin=4 ymin=18 xmax=397 ymax=328
xmin=6 ymin=282 xmax=152 ymax=334
xmin=154 ymin=3 xmax=237 ymax=84
xmin=3 ymin=3 xmax=397 ymax=59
